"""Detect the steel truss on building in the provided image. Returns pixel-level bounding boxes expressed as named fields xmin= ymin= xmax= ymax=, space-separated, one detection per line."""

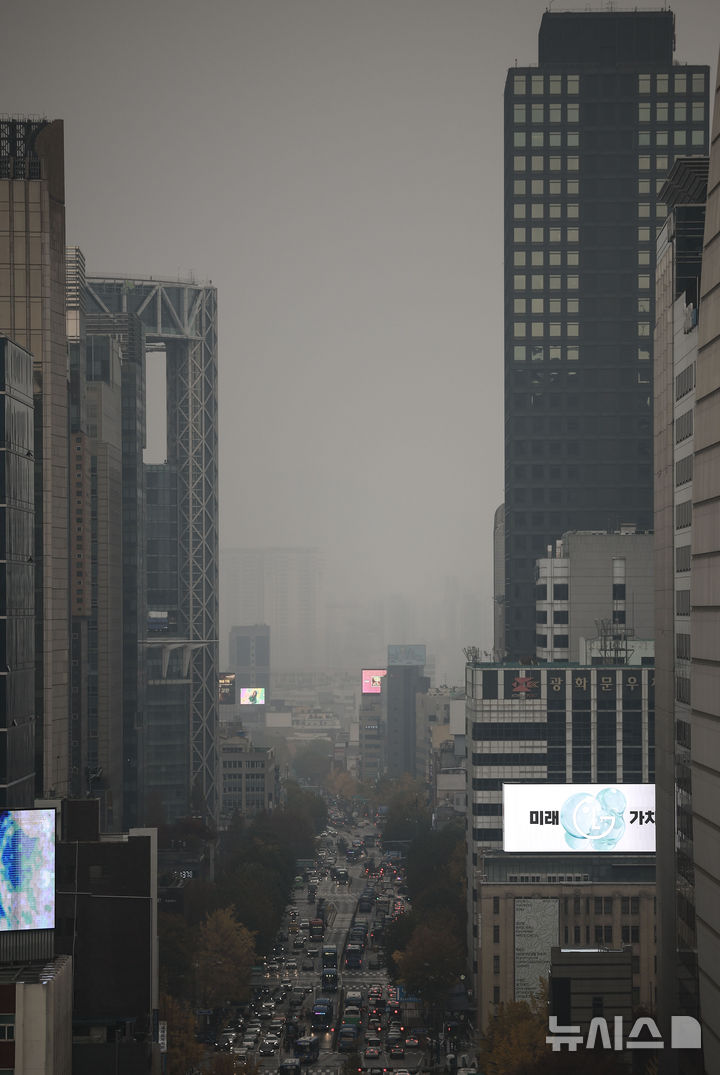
xmin=86 ymin=276 xmax=219 ymax=820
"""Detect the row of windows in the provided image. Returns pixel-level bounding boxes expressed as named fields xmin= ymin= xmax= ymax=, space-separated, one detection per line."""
xmin=638 ymin=72 xmax=705 ymax=95
xmin=471 ymin=722 xmax=547 ymax=741
xmin=638 ymin=101 xmax=705 ymax=122
xmin=512 ymin=130 xmax=580 ymax=148
xmin=512 ymin=74 xmax=580 ymax=95
xmin=514 ymin=321 xmax=580 ymax=337
xmin=513 ymin=154 xmax=579 ymax=172
xmin=513 ymin=203 xmax=579 ymax=219
xmin=537 ymin=633 xmax=569 ymax=649
xmin=513 ymin=345 xmax=580 ymax=363
xmin=513 ymin=227 xmax=580 ymax=245
xmin=676 ymin=589 xmax=691 ymax=616
xmin=513 ymin=178 xmax=578 ymax=196
xmin=676 ymin=632 xmax=691 ymax=660
xmin=514 ymin=298 xmax=579 ymax=314
xmin=536 ymin=610 xmax=569 ymax=624
xmin=513 ymin=102 xmax=580 ymax=123
xmin=512 ymin=268 xmax=580 ymax=286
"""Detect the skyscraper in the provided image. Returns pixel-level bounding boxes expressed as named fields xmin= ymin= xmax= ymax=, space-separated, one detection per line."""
xmin=86 ymin=276 xmax=219 ymax=824
xmin=503 ymin=12 xmax=709 ymax=659
xmin=0 ymin=118 xmax=70 ymax=800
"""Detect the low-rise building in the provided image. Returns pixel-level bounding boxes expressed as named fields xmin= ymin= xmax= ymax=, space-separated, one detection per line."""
xmin=473 ymin=852 xmax=655 ymax=1035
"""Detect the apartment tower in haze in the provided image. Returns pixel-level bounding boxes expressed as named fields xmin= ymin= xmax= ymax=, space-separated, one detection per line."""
xmin=503 ymin=11 xmax=709 ymax=659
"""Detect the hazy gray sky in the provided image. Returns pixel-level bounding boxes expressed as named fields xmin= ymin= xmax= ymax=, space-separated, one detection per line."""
xmin=3 ymin=0 xmax=719 ymax=644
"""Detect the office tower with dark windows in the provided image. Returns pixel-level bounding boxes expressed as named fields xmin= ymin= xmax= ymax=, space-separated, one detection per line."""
xmin=0 ymin=338 xmax=35 ymax=806
xmin=0 ymin=118 xmax=70 ymax=800
xmin=86 ymin=276 xmax=219 ymax=825
xmin=503 ymin=11 xmax=709 ymax=659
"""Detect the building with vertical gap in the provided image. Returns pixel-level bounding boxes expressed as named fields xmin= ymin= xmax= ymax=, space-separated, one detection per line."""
xmin=86 ymin=277 xmax=218 ymax=824
xmin=503 ymin=12 xmax=709 ymax=659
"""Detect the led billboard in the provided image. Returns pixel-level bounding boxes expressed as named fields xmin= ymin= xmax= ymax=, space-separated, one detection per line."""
xmin=219 ymin=673 xmax=236 ymax=705
xmin=502 ymin=783 xmax=655 ymax=853
xmin=240 ymin=687 xmax=265 ymax=705
xmin=0 ymin=809 xmax=55 ymax=931
xmin=362 ymin=669 xmax=387 ymax=694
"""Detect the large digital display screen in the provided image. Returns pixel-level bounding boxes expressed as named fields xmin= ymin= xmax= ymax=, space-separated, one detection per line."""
xmin=219 ymin=673 xmax=236 ymax=704
xmin=0 ymin=809 xmax=55 ymax=931
xmin=387 ymin=645 xmax=426 ymax=666
xmin=240 ymin=687 xmax=265 ymax=705
xmin=362 ymin=669 xmax=387 ymax=694
xmin=502 ymin=784 xmax=656 ymax=853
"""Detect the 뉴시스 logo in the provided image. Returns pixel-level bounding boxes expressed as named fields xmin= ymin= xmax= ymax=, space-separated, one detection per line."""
xmin=547 ymin=1015 xmax=702 ymax=1053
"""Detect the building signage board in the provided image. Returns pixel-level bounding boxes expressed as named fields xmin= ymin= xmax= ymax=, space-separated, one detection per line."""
xmin=503 ymin=783 xmax=656 ymax=853
xmin=514 ymin=897 xmax=558 ymax=1002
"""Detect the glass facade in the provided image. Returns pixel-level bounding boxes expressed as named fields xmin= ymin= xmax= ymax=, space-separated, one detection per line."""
xmin=0 ymin=338 xmax=35 ymax=806
xmin=503 ymin=11 xmax=710 ymax=659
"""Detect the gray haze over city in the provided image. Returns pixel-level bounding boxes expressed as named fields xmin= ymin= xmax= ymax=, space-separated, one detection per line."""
xmin=4 ymin=0 xmax=719 ymax=681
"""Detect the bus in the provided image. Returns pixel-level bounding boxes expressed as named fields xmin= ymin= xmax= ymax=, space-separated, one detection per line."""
xmin=321 ymin=968 xmax=338 ymax=992
xmin=344 ymin=943 xmax=362 ymax=970
xmin=311 ymin=998 xmax=334 ymax=1033
xmin=309 ymin=918 xmax=324 ymax=941
xmin=294 ymin=1036 xmax=321 ymax=1063
xmin=321 ymin=943 xmax=338 ymax=970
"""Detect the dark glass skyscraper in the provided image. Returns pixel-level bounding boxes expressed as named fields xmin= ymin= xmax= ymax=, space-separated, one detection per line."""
xmin=503 ymin=11 xmax=709 ymax=659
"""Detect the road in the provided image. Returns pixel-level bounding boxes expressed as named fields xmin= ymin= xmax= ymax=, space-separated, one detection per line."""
xmin=247 ymin=825 xmax=424 ymax=1074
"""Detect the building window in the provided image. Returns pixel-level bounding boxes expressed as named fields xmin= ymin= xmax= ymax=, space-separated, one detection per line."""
xmin=493 ymin=925 xmax=500 ymax=943
xmin=493 ymin=987 xmax=500 ymax=1004
xmin=493 ymin=955 xmax=500 ymax=974
xmin=493 ymin=897 xmax=500 ymax=914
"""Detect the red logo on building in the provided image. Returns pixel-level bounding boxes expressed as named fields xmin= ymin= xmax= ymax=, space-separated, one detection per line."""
xmin=512 ymin=675 xmax=538 ymax=694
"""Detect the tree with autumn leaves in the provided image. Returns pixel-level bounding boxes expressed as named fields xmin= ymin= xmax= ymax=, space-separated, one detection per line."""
xmin=195 ymin=906 xmax=255 ymax=1008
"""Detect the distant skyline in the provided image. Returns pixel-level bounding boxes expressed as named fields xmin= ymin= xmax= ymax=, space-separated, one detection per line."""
xmin=4 ymin=0 xmax=719 ymax=653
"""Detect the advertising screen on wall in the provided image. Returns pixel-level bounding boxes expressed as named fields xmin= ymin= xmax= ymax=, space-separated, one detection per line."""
xmin=240 ymin=687 xmax=265 ymax=705
xmin=0 ymin=809 xmax=55 ymax=931
xmin=219 ymin=673 xmax=236 ymax=704
xmin=502 ymin=783 xmax=655 ymax=853
xmin=361 ymin=669 xmax=387 ymax=694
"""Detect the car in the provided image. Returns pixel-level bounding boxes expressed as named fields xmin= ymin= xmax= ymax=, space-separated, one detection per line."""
xmin=365 ymin=1036 xmax=382 ymax=1051
xmin=389 ymin=1043 xmax=405 ymax=1058
xmin=364 ymin=1047 xmax=381 ymax=1061
xmin=293 ymin=936 xmax=306 ymax=949
xmin=405 ymin=1036 xmax=420 ymax=1049
xmin=301 ymin=957 xmax=315 ymax=971
xmin=285 ymin=960 xmax=298 ymax=972
xmin=306 ymin=946 xmax=319 ymax=957
xmin=259 ymin=1037 xmax=280 ymax=1056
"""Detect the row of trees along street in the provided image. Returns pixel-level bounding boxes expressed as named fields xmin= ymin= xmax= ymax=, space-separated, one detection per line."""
xmin=158 ymin=782 xmax=327 ymax=1074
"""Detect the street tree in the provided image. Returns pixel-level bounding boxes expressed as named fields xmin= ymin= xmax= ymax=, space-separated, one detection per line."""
xmin=160 ymin=992 xmax=203 ymax=1075
xmin=194 ymin=907 xmax=256 ymax=1009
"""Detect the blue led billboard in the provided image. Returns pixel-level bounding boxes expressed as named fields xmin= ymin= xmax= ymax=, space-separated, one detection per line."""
xmin=0 ymin=809 xmax=55 ymax=931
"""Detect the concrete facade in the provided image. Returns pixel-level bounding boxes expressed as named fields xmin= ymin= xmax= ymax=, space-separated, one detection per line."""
xmin=692 ymin=52 xmax=720 ymax=1075
xmin=473 ymin=854 xmax=655 ymax=1036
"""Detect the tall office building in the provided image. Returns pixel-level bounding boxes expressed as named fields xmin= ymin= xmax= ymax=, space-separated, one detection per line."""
xmin=503 ymin=12 xmax=709 ymax=659
xmin=691 ymin=56 xmax=720 ymax=1075
xmin=653 ymin=155 xmax=707 ymax=1069
xmin=0 ymin=118 xmax=70 ymax=800
xmin=86 ymin=277 xmax=219 ymax=824
xmin=0 ymin=338 xmax=35 ymax=806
